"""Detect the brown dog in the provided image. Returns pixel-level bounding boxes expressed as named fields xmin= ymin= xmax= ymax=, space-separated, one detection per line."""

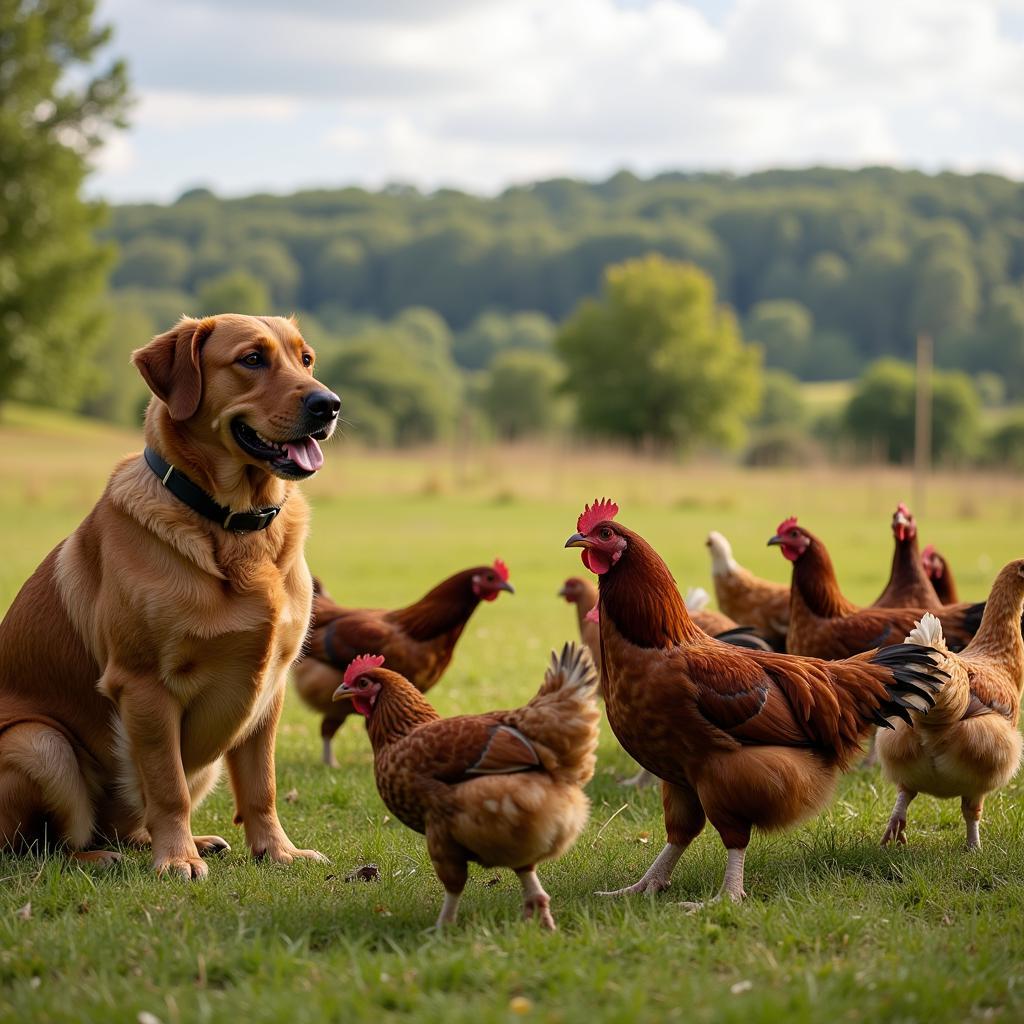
xmin=0 ymin=314 xmax=339 ymax=878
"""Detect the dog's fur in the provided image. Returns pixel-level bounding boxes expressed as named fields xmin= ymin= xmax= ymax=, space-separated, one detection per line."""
xmin=0 ymin=314 xmax=336 ymax=878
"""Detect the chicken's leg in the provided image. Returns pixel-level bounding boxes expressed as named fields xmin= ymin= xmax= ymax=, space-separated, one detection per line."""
xmin=962 ymin=795 xmax=984 ymax=851
xmin=679 ymin=848 xmax=747 ymax=910
xmin=428 ymin=827 xmax=468 ymax=929
xmin=881 ymin=786 xmax=916 ymax=845
xmin=597 ymin=781 xmax=705 ymax=896
xmin=517 ymin=867 xmax=556 ymax=931
xmin=320 ymin=716 xmax=344 ymax=768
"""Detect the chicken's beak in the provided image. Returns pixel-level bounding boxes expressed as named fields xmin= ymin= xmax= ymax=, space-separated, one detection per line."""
xmin=332 ymin=684 xmax=356 ymax=702
xmin=497 ymin=581 xmax=515 ymax=594
xmin=557 ymin=584 xmax=568 ymax=597
xmin=565 ymin=533 xmax=588 ymax=549
xmin=767 ymin=535 xmax=784 ymax=547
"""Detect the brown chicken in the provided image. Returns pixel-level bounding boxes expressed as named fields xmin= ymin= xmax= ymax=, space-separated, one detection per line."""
xmin=294 ymin=561 xmax=514 ymax=765
xmin=334 ymin=644 xmax=600 ymax=929
xmin=706 ymin=530 xmax=789 ymax=650
xmin=923 ymin=545 xmax=961 ymax=604
xmin=873 ymin=503 xmax=942 ymax=609
xmin=565 ymin=499 xmax=946 ymax=904
xmin=772 ymin=518 xmax=984 ymax=659
xmin=878 ymin=562 xmax=1024 ymax=849
xmin=559 ymin=577 xmax=601 ymax=674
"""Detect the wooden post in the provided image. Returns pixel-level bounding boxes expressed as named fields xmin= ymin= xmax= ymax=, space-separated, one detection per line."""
xmin=913 ymin=332 xmax=932 ymax=516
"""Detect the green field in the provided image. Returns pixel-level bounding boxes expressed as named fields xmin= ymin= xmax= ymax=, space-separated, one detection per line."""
xmin=2 ymin=408 xmax=1024 ymax=1023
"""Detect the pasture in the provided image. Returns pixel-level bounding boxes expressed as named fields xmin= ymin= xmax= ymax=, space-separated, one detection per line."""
xmin=2 ymin=406 xmax=1024 ymax=1023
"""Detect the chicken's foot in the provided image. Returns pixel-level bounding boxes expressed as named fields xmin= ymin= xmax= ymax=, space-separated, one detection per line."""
xmin=322 ymin=737 xmax=338 ymax=768
xmin=596 ymin=841 xmax=682 ymax=896
xmin=678 ymin=848 xmax=746 ymax=910
xmin=517 ymin=868 xmax=556 ymax=931
xmin=881 ymin=787 xmax=916 ymax=845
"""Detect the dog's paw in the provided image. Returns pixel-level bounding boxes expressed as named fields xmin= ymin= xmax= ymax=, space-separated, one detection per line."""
xmin=154 ymin=851 xmax=209 ymax=880
xmin=193 ymin=835 xmax=231 ymax=857
xmin=252 ymin=837 xmax=329 ymax=865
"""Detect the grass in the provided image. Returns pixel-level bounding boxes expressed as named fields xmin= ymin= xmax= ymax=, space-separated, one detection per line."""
xmin=2 ymin=408 xmax=1024 ymax=1023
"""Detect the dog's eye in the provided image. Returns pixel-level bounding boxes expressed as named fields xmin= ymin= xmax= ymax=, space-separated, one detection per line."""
xmin=302 ymin=353 xmax=313 ymax=368
xmin=240 ymin=352 xmax=264 ymax=368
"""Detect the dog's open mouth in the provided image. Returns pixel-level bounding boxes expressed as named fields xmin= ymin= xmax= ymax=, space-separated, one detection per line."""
xmin=231 ymin=419 xmax=329 ymax=478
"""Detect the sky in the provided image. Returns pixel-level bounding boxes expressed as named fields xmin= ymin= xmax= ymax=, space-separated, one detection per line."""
xmin=91 ymin=0 xmax=1024 ymax=203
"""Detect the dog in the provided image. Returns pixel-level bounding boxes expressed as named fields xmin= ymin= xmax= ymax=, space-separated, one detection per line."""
xmin=0 ymin=314 xmax=339 ymax=878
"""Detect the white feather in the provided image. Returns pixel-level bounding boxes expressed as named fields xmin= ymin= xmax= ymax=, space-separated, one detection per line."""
xmin=906 ymin=612 xmax=948 ymax=653
xmin=684 ymin=586 xmax=711 ymax=612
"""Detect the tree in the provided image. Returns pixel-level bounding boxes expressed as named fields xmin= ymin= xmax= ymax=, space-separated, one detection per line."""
xmin=843 ymin=358 xmax=980 ymax=464
xmin=0 ymin=0 xmax=129 ymax=409
xmin=197 ymin=271 xmax=271 ymax=315
xmin=481 ymin=350 xmax=563 ymax=440
xmin=556 ymin=255 xmax=761 ymax=449
xmin=112 ymin=237 xmax=190 ymax=289
xmin=745 ymin=300 xmax=813 ymax=375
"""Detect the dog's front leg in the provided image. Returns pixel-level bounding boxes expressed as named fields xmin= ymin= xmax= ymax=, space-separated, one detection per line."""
xmin=226 ymin=682 xmax=327 ymax=864
xmin=119 ymin=681 xmax=207 ymax=880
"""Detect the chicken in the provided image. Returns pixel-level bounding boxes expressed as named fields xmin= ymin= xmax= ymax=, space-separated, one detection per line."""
xmin=333 ymin=644 xmax=600 ymax=930
xmin=558 ymin=577 xmax=601 ymax=674
xmin=772 ymin=517 xmax=984 ymax=660
xmin=294 ymin=561 xmax=514 ymax=766
xmin=923 ymin=545 xmax=961 ymax=604
xmin=565 ymin=499 xmax=946 ymax=904
xmin=873 ymin=503 xmax=942 ymax=609
xmin=706 ymin=530 xmax=789 ymax=650
xmin=877 ymin=561 xmax=1024 ymax=849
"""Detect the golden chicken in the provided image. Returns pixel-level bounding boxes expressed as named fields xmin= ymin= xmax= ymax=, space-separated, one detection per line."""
xmin=334 ymin=644 xmax=600 ymax=930
xmin=878 ymin=560 xmax=1024 ymax=849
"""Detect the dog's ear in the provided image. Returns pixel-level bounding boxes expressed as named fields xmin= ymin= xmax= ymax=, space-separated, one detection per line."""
xmin=133 ymin=316 xmax=217 ymax=421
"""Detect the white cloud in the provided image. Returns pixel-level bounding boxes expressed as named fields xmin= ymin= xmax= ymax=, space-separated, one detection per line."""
xmin=92 ymin=0 xmax=1024 ymax=201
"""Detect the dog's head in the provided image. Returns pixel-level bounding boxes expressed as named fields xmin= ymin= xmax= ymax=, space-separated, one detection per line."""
xmin=133 ymin=314 xmax=340 ymax=481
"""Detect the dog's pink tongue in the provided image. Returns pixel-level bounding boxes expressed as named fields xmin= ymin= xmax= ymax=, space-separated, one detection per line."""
xmin=285 ymin=437 xmax=324 ymax=473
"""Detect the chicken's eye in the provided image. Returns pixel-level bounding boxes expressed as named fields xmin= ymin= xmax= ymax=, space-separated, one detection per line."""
xmin=600 ymin=527 xmax=612 ymax=540
xmin=357 ymin=678 xmax=368 ymax=689
xmin=486 ymin=574 xmax=495 ymax=582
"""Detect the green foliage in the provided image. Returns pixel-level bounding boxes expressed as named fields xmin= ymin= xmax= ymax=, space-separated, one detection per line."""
xmin=453 ymin=311 xmax=555 ymax=370
xmin=753 ymin=369 xmax=807 ymax=429
xmin=0 ymin=0 xmax=129 ymax=409
xmin=197 ymin=270 xmax=272 ymax=316
xmin=103 ymin=167 xmax=1024 ymax=389
xmin=986 ymin=414 xmax=1024 ymax=472
xmin=557 ymin=256 xmax=761 ymax=449
xmin=480 ymin=350 xmax=563 ymax=440
xmin=745 ymin=300 xmax=813 ymax=376
xmin=318 ymin=313 xmax=463 ymax=446
xmin=843 ymin=358 xmax=981 ymax=464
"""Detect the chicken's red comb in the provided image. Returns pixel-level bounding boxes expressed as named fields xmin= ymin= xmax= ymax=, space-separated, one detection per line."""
xmin=493 ymin=558 xmax=510 ymax=582
xmin=896 ymin=502 xmax=911 ymax=517
xmin=343 ymin=654 xmax=385 ymax=687
xmin=922 ymin=544 xmax=936 ymax=560
xmin=578 ymin=498 xmax=619 ymax=535
xmin=776 ymin=515 xmax=798 ymax=535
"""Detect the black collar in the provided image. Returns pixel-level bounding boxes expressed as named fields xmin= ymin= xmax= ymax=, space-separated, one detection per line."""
xmin=143 ymin=447 xmax=280 ymax=533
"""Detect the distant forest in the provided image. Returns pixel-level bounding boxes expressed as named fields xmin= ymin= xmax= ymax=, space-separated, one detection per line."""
xmin=104 ymin=167 xmax=1024 ymax=388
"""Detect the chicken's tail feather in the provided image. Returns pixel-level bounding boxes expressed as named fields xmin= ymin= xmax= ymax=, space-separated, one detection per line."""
xmin=714 ymin=626 xmax=774 ymax=652
xmin=684 ymin=587 xmax=710 ymax=612
xmin=513 ymin=643 xmax=601 ymax=788
xmin=900 ymin=612 xmax=971 ymax=726
xmin=868 ymin=640 xmax=950 ymax=729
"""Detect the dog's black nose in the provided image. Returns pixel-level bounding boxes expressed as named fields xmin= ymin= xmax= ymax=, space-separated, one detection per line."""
xmin=304 ymin=389 xmax=341 ymax=421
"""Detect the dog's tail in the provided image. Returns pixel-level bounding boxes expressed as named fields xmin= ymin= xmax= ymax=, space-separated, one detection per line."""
xmin=0 ymin=722 xmax=95 ymax=849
